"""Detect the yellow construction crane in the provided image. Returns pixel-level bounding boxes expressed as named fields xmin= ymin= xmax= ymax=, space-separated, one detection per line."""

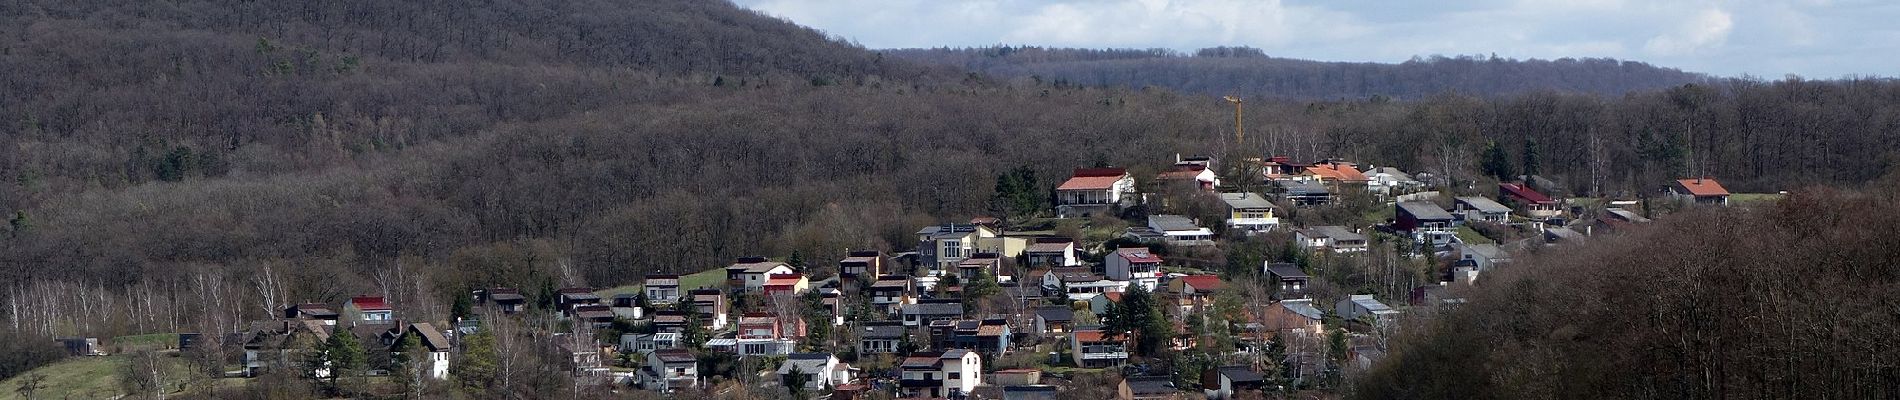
xmin=1223 ymin=95 xmax=1244 ymax=145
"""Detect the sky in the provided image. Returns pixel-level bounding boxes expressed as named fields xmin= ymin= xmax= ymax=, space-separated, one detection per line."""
xmin=730 ymin=0 xmax=1900 ymax=78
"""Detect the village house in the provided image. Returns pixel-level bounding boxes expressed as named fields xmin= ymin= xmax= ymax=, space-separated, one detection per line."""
xmin=1499 ymin=182 xmax=1562 ymax=218
xmin=1089 ymin=291 xmax=1124 ymax=316
xmin=1218 ymin=192 xmax=1280 ymax=233
xmin=1259 ymin=156 xmax=1307 ymax=180
xmin=284 ymin=303 xmax=339 ymax=325
xmin=1056 ymin=167 xmax=1138 ymax=218
xmin=571 ymin=304 xmax=616 ymax=328
xmin=345 ymin=296 xmax=394 ymax=324
xmin=1044 ymin=268 xmax=1126 ymax=301
xmin=1672 ymin=177 xmax=1731 ymax=205
xmin=761 ymin=273 xmax=811 ymax=297
xmin=651 ymin=311 xmax=688 ymax=333
xmin=867 ymin=276 xmax=914 ymax=316
xmin=556 ymin=288 xmax=602 ymax=316
xmin=1364 ymin=166 xmax=1423 ymax=197
xmin=404 ymin=323 xmax=454 ymax=380
xmin=1337 ymin=294 xmax=1401 ymax=325
xmin=1023 ymin=238 xmax=1079 ymax=268
xmin=1260 ymin=299 xmax=1325 ymax=338
xmin=1170 ymin=275 xmax=1223 ymax=314
xmin=726 ymin=257 xmax=797 ymax=292
xmin=1106 ymin=247 xmax=1164 ymax=291
xmin=643 ymin=274 xmax=681 ymax=305
xmin=238 ymin=319 xmax=332 ymax=377
xmin=688 ymin=288 xmax=729 ymax=331
xmin=639 ymin=348 xmax=699 ymax=392
xmin=1119 ymin=376 xmax=1185 ymax=400
xmin=1594 ymin=207 xmax=1652 ymax=234
xmin=1452 ymin=243 xmax=1511 ymax=272
xmin=1033 ymin=305 xmax=1074 ymax=336
xmin=957 ymin=253 xmax=1005 ymax=282
xmin=1202 ymin=366 xmax=1267 ymax=400
xmin=482 ymin=288 xmax=527 ymax=314
xmin=1263 ymin=263 xmax=1310 ymax=297
xmin=1395 ymin=202 xmax=1457 ymax=247
xmin=1276 ymin=179 xmax=1333 ymax=205
xmin=1070 ymin=329 xmax=1130 ymax=368
xmin=620 ymin=332 xmax=682 ymax=354
xmin=1129 ymin=215 xmax=1214 ymax=246
xmin=901 ymin=301 xmax=965 ymax=327
xmin=1453 ymin=196 xmax=1512 ymax=224
xmin=838 ymin=250 xmax=884 ymax=282
xmin=899 ymin=350 xmax=983 ymax=398
xmin=1305 ymin=160 xmax=1371 ymax=189
xmin=778 ymin=353 xmax=854 ymax=391
xmin=857 ymin=321 xmax=907 ymax=354
xmin=734 ymin=313 xmax=800 ymax=356
xmin=1155 ymin=163 xmax=1220 ymax=193
xmin=609 ymin=294 xmax=644 ymax=319
xmin=917 ymin=224 xmax=1005 ymax=276
xmin=1294 ymin=226 xmax=1368 ymax=253
xmin=931 ymin=318 xmax=1013 ymax=355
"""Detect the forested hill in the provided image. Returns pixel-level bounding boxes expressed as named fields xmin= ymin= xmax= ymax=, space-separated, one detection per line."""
xmin=887 ymin=46 xmax=1708 ymax=99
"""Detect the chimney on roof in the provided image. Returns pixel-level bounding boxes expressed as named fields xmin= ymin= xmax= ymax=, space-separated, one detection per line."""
xmin=1696 ymin=176 xmax=1703 ymax=184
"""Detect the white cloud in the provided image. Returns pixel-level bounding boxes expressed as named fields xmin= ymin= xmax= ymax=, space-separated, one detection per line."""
xmin=1643 ymin=8 xmax=1734 ymax=55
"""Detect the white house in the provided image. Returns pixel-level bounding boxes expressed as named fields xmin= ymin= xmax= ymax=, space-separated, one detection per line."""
xmin=640 ymin=349 xmax=699 ymax=392
xmin=1024 ymin=239 xmax=1079 ymax=268
xmin=407 ymin=323 xmax=453 ymax=380
xmin=899 ymin=350 xmax=982 ymax=398
xmin=1141 ymin=215 xmax=1215 ymax=246
xmin=1295 ymin=226 xmax=1368 ymax=253
xmin=778 ymin=353 xmax=853 ymax=390
xmin=1105 ymin=247 xmax=1163 ymax=291
xmin=725 ymin=257 xmax=796 ymax=292
xmin=1452 ymin=197 xmax=1512 ymax=224
xmin=1336 ymin=294 xmax=1401 ymax=323
xmin=1056 ymin=168 xmax=1138 ymax=218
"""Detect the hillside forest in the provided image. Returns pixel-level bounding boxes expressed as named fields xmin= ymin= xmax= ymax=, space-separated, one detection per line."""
xmin=0 ymin=1 xmax=1897 ymax=397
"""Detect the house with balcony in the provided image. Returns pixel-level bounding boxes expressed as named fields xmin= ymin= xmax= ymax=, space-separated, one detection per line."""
xmin=779 ymin=353 xmax=854 ymax=391
xmin=1276 ymin=179 xmax=1333 ymax=206
xmin=1294 ymin=226 xmax=1367 ymax=253
xmin=1070 ymin=330 xmax=1130 ymax=368
xmin=1170 ymin=275 xmax=1223 ymax=314
xmin=1263 ymin=263 xmax=1310 ymax=297
xmin=857 ymin=321 xmax=907 ymax=355
xmin=1364 ymin=166 xmax=1423 ymax=197
xmin=639 ymin=349 xmax=699 ymax=392
xmin=1671 ymin=177 xmax=1730 ymax=206
xmin=1218 ymin=192 xmax=1280 ymax=233
xmin=734 ymin=313 xmax=800 ymax=356
xmin=620 ymin=332 xmax=682 ymax=355
xmin=901 ymin=301 xmax=964 ymax=327
xmin=1024 ymin=238 xmax=1079 ymax=268
xmin=956 ymin=253 xmax=1005 ymax=282
xmin=839 ymin=250 xmax=884 ymax=283
xmin=1453 ymin=196 xmax=1512 ymax=224
xmin=726 ymin=257 xmax=797 ymax=292
xmin=643 ymin=275 xmax=681 ymax=305
xmin=345 ymin=296 xmax=394 ymax=324
xmin=1395 ymin=202 xmax=1457 ymax=247
xmin=899 ymin=350 xmax=983 ymax=398
xmin=1499 ymin=182 xmax=1561 ymax=218
xmin=556 ymin=288 xmax=602 ymax=315
xmin=761 ymin=273 xmax=811 ymax=297
xmin=930 ymin=318 xmax=1012 ymax=355
xmin=688 ymin=288 xmax=728 ymax=331
xmin=1106 ymin=247 xmax=1163 ymax=291
xmin=1147 ymin=215 xmax=1216 ymax=246
xmin=1044 ymin=268 xmax=1127 ymax=302
xmin=1056 ymin=167 xmax=1138 ymax=218
xmin=1260 ymin=299 xmax=1324 ymax=339
xmin=867 ymin=276 xmax=913 ymax=316
xmin=917 ymin=224 xmax=1003 ymax=276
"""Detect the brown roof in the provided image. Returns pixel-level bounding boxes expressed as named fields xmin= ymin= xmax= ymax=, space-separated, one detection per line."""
xmin=977 ymin=325 xmax=1007 ymax=337
xmin=1676 ymin=178 xmax=1731 ymax=197
xmin=1026 ymin=242 xmax=1072 ymax=253
xmin=1073 ymin=330 xmax=1119 ymax=343
xmin=410 ymin=323 xmax=451 ymax=351
xmin=1156 ymin=165 xmax=1208 ymax=180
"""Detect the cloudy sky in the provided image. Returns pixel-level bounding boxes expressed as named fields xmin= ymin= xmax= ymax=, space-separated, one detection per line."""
xmin=730 ymin=0 xmax=1899 ymax=78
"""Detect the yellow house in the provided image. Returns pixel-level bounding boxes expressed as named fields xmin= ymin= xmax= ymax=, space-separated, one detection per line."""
xmin=1218 ymin=192 xmax=1279 ymax=232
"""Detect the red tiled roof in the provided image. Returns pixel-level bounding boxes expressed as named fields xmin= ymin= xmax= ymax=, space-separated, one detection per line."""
xmin=1058 ymin=175 xmax=1125 ymax=191
xmin=1499 ymin=183 xmax=1554 ymax=204
xmin=1306 ymin=162 xmax=1369 ymax=182
xmin=350 ymin=296 xmax=390 ymax=311
xmin=1676 ymin=178 xmax=1730 ymax=197
xmin=764 ymin=273 xmax=805 ymax=286
xmin=1178 ymin=275 xmax=1223 ymax=291
xmin=1073 ymin=330 xmax=1119 ymax=342
xmin=1156 ymin=165 xmax=1209 ymax=180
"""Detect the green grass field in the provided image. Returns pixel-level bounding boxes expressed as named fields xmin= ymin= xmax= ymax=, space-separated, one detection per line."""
xmin=111 ymin=333 xmax=180 ymax=352
xmin=597 ymin=267 xmax=727 ymax=298
xmin=0 ymin=352 xmax=204 ymax=400
xmin=1456 ymin=226 xmax=1496 ymax=245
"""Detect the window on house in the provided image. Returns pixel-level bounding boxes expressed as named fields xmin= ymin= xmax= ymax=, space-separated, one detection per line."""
xmin=941 ymin=240 xmax=962 ymax=258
